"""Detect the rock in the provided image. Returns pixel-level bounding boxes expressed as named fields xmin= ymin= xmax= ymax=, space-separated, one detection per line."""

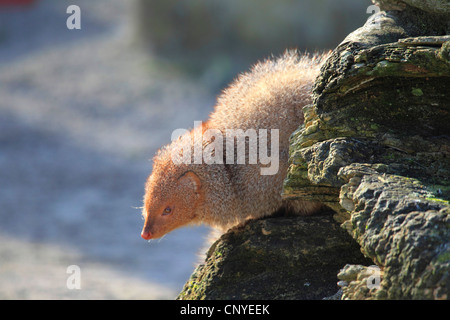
xmin=373 ymin=0 xmax=450 ymax=15
xmin=283 ymin=3 xmax=450 ymax=299
xmin=338 ymin=168 xmax=450 ymax=299
xmin=337 ymin=264 xmax=385 ymax=300
xmin=178 ymin=1 xmax=449 ymax=300
xmin=177 ymin=213 xmax=371 ymax=300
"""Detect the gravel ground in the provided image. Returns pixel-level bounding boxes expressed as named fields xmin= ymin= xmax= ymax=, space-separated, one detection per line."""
xmin=0 ymin=0 xmax=212 ymax=299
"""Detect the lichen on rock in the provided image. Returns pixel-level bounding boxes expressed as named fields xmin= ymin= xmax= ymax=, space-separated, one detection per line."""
xmin=283 ymin=1 xmax=449 ymax=299
xmin=177 ymin=214 xmax=371 ymax=300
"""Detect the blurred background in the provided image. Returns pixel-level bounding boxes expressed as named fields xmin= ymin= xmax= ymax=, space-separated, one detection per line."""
xmin=0 ymin=0 xmax=370 ymax=299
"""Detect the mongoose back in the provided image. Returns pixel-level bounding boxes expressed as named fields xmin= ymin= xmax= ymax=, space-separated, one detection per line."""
xmin=141 ymin=51 xmax=328 ymax=240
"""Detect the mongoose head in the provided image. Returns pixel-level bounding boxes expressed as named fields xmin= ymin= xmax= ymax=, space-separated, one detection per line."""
xmin=141 ymin=167 xmax=203 ymax=240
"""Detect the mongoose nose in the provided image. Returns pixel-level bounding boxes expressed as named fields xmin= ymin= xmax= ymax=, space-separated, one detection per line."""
xmin=141 ymin=229 xmax=152 ymax=240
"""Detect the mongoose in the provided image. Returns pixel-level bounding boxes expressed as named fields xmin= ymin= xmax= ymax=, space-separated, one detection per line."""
xmin=141 ymin=51 xmax=329 ymax=240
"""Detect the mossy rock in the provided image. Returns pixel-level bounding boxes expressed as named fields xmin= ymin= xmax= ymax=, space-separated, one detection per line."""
xmin=373 ymin=0 xmax=450 ymax=14
xmin=283 ymin=3 xmax=449 ymax=299
xmin=177 ymin=214 xmax=371 ymax=300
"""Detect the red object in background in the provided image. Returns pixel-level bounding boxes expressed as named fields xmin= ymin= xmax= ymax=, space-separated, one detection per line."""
xmin=0 ymin=0 xmax=36 ymax=6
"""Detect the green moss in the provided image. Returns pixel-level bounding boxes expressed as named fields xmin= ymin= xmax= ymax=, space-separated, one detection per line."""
xmin=425 ymin=197 xmax=450 ymax=204
xmin=424 ymin=184 xmax=450 ymax=202
xmin=435 ymin=251 xmax=450 ymax=264
xmin=367 ymin=60 xmax=403 ymax=76
xmin=411 ymin=88 xmax=424 ymax=96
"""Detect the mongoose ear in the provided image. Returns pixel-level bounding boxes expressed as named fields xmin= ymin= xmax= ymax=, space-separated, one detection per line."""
xmin=178 ymin=171 xmax=202 ymax=193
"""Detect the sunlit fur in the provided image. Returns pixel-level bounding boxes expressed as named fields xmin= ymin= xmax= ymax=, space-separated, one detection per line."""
xmin=141 ymin=50 xmax=330 ymax=239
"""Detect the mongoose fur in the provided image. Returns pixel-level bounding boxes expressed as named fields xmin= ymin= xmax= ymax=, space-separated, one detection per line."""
xmin=141 ymin=51 xmax=329 ymax=240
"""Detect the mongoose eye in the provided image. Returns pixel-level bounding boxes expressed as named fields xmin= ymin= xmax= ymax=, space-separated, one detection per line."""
xmin=162 ymin=206 xmax=172 ymax=216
